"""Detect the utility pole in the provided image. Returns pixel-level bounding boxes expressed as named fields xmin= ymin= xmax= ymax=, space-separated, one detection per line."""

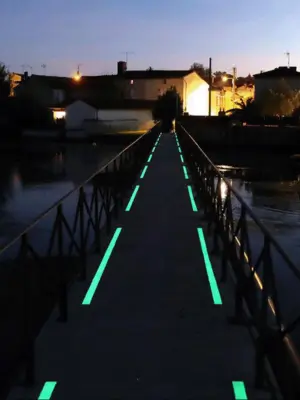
xmin=232 ymin=65 xmax=237 ymax=104
xmin=208 ymin=57 xmax=212 ymax=116
xmin=285 ymin=51 xmax=290 ymax=68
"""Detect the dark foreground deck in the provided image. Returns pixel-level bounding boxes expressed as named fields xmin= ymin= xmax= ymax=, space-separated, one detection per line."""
xmin=7 ymin=133 xmax=268 ymax=399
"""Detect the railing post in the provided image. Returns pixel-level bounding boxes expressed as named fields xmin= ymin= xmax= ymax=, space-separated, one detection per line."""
xmin=254 ymin=236 xmax=272 ymax=388
xmin=21 ymin=234 xmax=35 ymax=386
xmin=57 ymin=204 xmax=68 ymax=322
xmin=93 ymin=183 xmax=101 ymax=253
xmin=78 ymin=187 xmax=87 ymax=281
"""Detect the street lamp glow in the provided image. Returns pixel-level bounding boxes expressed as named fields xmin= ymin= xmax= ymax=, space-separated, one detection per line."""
xmin=73 ymin=73 xmax=81 ymax=81
xmin=222 ymin=76 xmax=228 ymax=82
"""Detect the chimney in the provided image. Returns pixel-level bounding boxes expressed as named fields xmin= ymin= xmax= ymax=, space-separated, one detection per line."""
xmin=117 ymin=61 xmax=127 ymax=76
xmin=23 ymin=71 xmax=29 ymax=81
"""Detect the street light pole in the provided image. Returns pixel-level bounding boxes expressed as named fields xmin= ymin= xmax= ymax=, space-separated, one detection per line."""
xmin=208 ymin=57 xmax=212 ymax=116
xmin=232 ymin=65 xmax=237 ymax=104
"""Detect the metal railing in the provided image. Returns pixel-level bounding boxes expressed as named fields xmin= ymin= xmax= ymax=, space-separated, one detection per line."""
xmin=0 ymin=125 xmax=159 ymax=399
xmin=177 ymin=122 xmax=300 ymax=400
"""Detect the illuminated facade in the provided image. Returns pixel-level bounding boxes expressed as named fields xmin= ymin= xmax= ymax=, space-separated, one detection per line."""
xmin=211 ymin=84 xmax=254 ymax=115
xmin=118 ymin=65 xmax=210 ymax=116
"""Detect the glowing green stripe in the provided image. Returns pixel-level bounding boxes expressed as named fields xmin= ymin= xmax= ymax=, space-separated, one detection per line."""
xmin=182 ymin=165 xmax=189 ymax=179
xmin=232 ymin=381 xmax=248 ymax=399
xmin=38 ymin=382 xmax=57 ymax=399
xmin=187 ymin=185 xmax=198 ymax=211
xmin=140 ymin=165 xmax=148 ymax=179
xmin=197 ymin=228 xmax=222 ymax=305
xmin=82 ymin=228 xmax=122 ymax=305
xmin=125 ymin=185 xmax=140 ymax=211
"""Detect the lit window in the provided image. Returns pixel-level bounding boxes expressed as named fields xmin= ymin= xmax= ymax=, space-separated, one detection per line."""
xmin=130 ymin=80 xmax=134 ymax=84
xmin=53 ymin=110 xmax=66 ymax=120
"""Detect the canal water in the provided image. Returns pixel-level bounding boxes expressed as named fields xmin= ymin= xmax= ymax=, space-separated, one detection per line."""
xmin=0 ymin=142 xmax=123 ymax=246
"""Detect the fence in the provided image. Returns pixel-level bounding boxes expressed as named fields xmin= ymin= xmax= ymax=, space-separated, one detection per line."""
xmin=0 ymin=124 xmax=160 ymax=399
xmin=177 ymin=122 xmax=300 ymax=399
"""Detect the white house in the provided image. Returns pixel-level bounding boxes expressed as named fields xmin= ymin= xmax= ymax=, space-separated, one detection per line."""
xmin=65 ymin=99 xmax=155 ymax=134
xmin=117 ymin=61 xmax=210 ymax=116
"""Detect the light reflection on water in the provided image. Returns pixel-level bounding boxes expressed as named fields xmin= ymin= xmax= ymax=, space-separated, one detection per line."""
xmin=214 ymin=161 xmax=300 ymax=344
xmin=0 ymin=143 xmax=122 ymax=245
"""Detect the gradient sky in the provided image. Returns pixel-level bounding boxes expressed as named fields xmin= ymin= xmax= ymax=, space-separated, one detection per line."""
xmin=1 ymin=0 xmax=300 ymax=77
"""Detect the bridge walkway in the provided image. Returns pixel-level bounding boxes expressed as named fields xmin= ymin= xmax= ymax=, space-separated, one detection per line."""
xmin=8 ymin=132 xmax=263 ymax=399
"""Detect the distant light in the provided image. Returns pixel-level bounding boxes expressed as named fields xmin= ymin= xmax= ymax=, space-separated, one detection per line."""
xmin=222 ymin=76 xmax=228 ymax=82
xmin=130 ymin=79 xmax=134 ymax=84
xmin=73 ymin=73 xmax=81 ymax=81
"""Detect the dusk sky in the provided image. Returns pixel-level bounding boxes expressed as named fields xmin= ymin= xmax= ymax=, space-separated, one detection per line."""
xmin=1 ymin=0 xmax=300 ymax=77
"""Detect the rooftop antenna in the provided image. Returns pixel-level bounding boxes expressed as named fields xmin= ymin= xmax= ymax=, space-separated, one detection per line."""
xmin=122 ymin=51 xmax=135 ymax=65
xmin=41 ymin=64 xmax=47 ymax=75
xmin=285 ymin=51 xmax=290 ymax=68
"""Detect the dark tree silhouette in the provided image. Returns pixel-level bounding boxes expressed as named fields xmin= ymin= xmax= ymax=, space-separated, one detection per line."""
xmin=0 ymin=63 xmax=10 ymax=98
xmin=190 ymin=62 xmax=210 ymax=78
xmin=152 ymin=86 xmax=183 ymax=131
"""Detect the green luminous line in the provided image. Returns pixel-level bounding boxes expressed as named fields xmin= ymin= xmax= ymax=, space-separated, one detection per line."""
xmin=125 ymin=185 xmax=140 ymax=211
xmin=187 ymin=185 xmax=198 ymax=211
xmin=82 ymin=228 xmax=122 ymax=305
xmin=147 ymin=154 xmax=153 ymax=163
xmin=182 ymin=165 xmax=189 ymax=179
xmin=38 ymin=382 xmax=57 ymax=400
xmin=178 ymin=146 xmax=182 ymax=153
xmin=151 ymin=146 xmax=156 ymax=153
xmin=197 ymin=228 xmax=222 ymax=305
xmin=140 ymin=165 xmax=148 ymax=179
xmin=232 ymin=381 xmax=248 ymax=400
xmin=180 ymin=155 xmax=184 ymax=163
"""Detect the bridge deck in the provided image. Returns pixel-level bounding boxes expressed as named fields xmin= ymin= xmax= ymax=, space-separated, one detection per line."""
xmin=8 ymin=133 xmax=262 ymax=399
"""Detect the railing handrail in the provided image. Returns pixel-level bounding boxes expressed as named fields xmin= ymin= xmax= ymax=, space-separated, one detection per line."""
xmin=178 ymin=122 xmax=300 ymax=282
xmin=0 ymin=130 xmax=152 ymax=256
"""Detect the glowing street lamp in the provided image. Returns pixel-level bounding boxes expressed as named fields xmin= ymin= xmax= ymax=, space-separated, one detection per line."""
xmin=73 ymin=73 xmax=81 ymax=81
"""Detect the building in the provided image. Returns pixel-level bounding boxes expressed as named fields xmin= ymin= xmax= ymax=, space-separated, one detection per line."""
xmin=211 ymin=84 xmax=254 ymax=115
xmin=14 ymin=72 xmax=124 ymax=121
xmin=15 ymin=73 xmax=71 ymax=120
xmin=65 ymin=99 xmax=156 ymax=134
xmin=117 ymin=61 xmax=209 ymax=115
xmin=253 ymin=66 xmax=300 ymax=101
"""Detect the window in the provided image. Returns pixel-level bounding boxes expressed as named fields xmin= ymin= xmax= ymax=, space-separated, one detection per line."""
xmin=53 ymin=89 xmax=65 ymax=103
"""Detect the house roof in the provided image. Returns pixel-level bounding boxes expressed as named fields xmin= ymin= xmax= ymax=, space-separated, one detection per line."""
xmin=253 ymin=66 xmax=300 ymax=79
xmin=122 ymin=70 xmax=191 ymax=80
xmin=70 ymin=98 xmax=156 ymax=110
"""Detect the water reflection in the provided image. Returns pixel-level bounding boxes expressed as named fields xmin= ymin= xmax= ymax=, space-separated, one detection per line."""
xmin=220 ymin=179 xmax=230 ymax=201
xmin=0 ymin=143 xmax=122 ymax=245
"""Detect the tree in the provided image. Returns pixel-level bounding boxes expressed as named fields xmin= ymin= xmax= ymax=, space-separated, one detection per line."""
xmin=0 ymin=62 xmax=10 ymax=98
xmin=152 ymin=86 xmax=183 ymax=130
xmin=259 ymin=79 xmax=300 ymax=116
xmin=190 ymin=62 xmax=210 ymax=78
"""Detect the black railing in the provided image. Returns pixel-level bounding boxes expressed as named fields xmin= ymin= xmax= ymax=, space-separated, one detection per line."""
xmin=0 ymin=125 xmax=159 ymax=399
xmin=177 ymin=123 xmax=300 ymax=400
